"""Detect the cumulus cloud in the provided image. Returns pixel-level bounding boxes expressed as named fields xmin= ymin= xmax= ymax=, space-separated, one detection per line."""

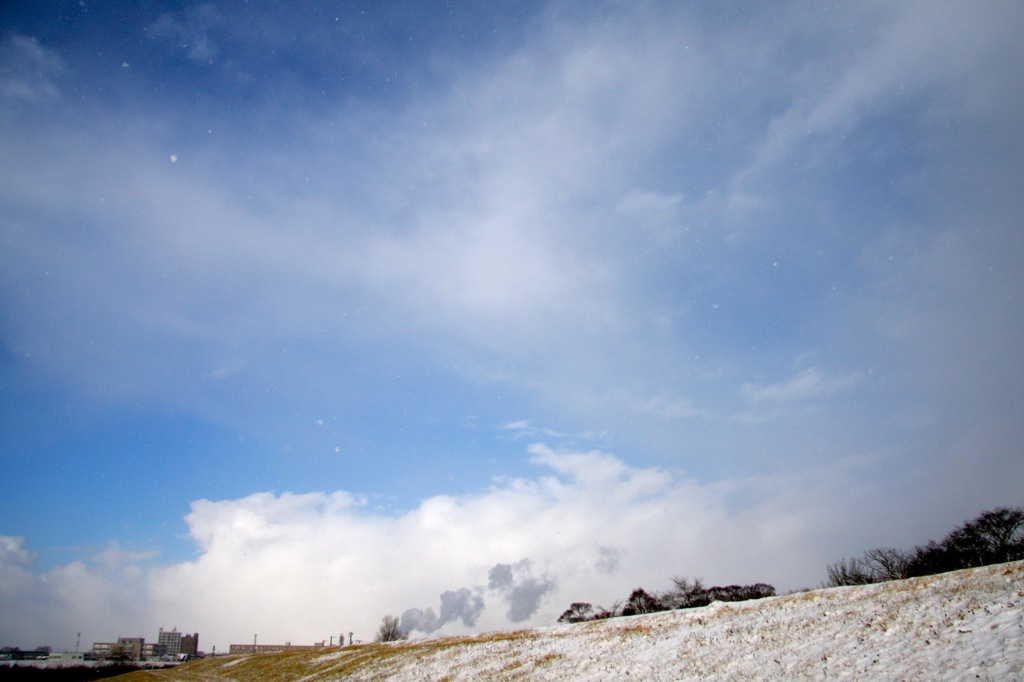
xmin=0 ymin=536 xmax=35 ymax=593
xmin=0 ymin=536 xmax=152 ymax=650
xmin=0 ymin=444 xmax=915 ymax=650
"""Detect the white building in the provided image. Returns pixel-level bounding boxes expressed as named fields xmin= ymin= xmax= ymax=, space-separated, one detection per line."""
xmin=158 ymin=628 xmax=182 ymax=657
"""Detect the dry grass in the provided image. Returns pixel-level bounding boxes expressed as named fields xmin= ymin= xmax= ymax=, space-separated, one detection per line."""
xmin=113 ymin=629 xmax=551 ymax=682
xmin=618 ymin=621 xmax=650 ymax=636
xmin=109 ymin=561 xmax=1024 ymax=682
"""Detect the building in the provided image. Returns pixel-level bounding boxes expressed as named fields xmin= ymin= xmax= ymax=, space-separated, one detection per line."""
xmin=92 ymin=637 xmax=145 ymax=661
xmin=0 ymin=648 xmax=50 ymax=661
xmin=158 ymin=628 xmax=182 ymax=657
xmin=228 ymin=642 xmax=326 ymax=655
xmin=90 ymin=643 xmax=114 ymax=659
xmin=180 ymin=632 xmax=199 ymax=657
xmin=143 ymin=643 xmax=166 ymax=659
xmin=156 ymin=628 xmax=199 ymax=659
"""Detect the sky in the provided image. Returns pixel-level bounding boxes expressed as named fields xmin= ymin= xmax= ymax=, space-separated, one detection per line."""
xmin=1 ymin=0 xmax=1022 ymax=653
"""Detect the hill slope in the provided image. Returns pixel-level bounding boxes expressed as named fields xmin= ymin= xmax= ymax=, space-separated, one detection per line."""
xmin=123 ymin=561 xmax=1024 ymax=681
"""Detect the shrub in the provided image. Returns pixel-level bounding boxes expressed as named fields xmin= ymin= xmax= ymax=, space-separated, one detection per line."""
xmin=662 ymin=577 xmax=775 ymax=608
xmin=556 ymin=577 xmax=775 ymax=624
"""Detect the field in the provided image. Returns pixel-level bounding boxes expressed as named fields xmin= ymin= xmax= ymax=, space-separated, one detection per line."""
xmin=116 ymin=561 xmax=1024 ymax=681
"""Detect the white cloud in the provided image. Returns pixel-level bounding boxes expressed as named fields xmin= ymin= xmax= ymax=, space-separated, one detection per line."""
xmin=741 ymin=368 xmax=861 ymax=404
xmin=148 ymin=6 xmax=222 ymax=63
xmin=351 ymin=214 xmax=590 ymax=326
xmin=1 ymin=0 xmax=1022 ymax=655
xmin=4 ymin=0 xmax=998 ymax=441
xmin=0 ymin=535 xmax=33 ymax=566
xmin=728 ymin=1 xmax=1024 ymax=206
xmin=0 ymin=445 xmax=908 ymax=651
xmin=502 ymin=420 xmax=607 ymax=443
xmin=733 ymin=368 xmax=864 ymax=426
xmin=0 ymin=35 xmax=63 ymax=103
xmin=633 ymin=396 xmax=710 ymax=420
xmin=616 ymin=189 xmax=684 ymax=223
xmin=92 ymin=541 xmax=159 ymax=571
xmin=0 ymin=537 xmax=151 ymax=650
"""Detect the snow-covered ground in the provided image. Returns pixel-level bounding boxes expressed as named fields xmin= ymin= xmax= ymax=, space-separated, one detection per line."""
xmin=133 ymin=561 xmax=1024 ymax=681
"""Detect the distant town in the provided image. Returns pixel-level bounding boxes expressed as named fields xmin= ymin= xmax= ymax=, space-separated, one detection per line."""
xmin=2 ymin=627 xmax=359 ymax=667
xmin=91 ymin=628 xmax=200 ymax=661
xmin=1 ymin=628 xmax=198 ymax=665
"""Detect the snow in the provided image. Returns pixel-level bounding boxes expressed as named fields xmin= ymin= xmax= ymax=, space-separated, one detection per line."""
xmin=140 ymin=561 xmax=1024 ymax=681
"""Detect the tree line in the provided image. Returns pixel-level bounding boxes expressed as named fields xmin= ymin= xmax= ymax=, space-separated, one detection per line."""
xmin=825 ymin=506 xmax=1024 ymax=587
xmin=557 ymin=577 xmax=776 ymax=624
xmin=555 ymin=506 xmax=1023 ymax=625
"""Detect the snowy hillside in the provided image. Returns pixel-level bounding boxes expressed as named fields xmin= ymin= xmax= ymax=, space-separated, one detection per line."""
xmin=125 ymin=561 xmax=1024 ymax=681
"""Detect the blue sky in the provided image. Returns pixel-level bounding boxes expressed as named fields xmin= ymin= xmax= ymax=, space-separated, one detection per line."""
xmin=2 ymin=0 xmax=1023 ymax=651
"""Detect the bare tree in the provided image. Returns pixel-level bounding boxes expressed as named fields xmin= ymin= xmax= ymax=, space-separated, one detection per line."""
xmin=862 ymin=548 xmax=910 ymax=580
xmin=944 ymin=507 xmax=1024 ymax=566
xmin=374 ymin=615 xmax=408 ymax=643
xmin=557 ymin=602 xmax=594 ymax=623
xmin=827 ymin=507 xmax=1024 ymax=585
xmin=663 ymin=576 xmax=706 ymax=608
xmin=670 ymin=576 xmax=704 ymax=594
xmin=621 ymin=587 xmax=666 ymax=616
xmin=591 ymin=601 xmax=622 ymax=620
xmin=826 ymin=557 xmax=875 ymax=587
xmin=907 ymin=506 xmax=1024 ymax=577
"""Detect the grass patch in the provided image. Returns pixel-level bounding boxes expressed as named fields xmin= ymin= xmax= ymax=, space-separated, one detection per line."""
xmin=533 ymin=652 xmax=563 ymax=667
